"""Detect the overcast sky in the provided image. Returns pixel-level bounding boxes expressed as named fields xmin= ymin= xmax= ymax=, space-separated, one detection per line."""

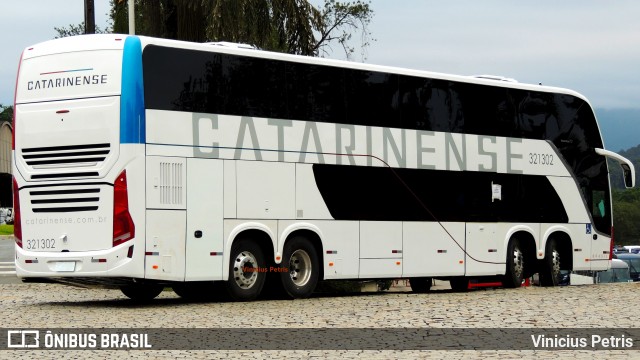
xmin=1 ymin=1 xmax=639 ymax=109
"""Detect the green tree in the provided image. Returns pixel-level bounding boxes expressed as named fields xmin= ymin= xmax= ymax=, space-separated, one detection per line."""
xmin=607 ymin=144 xmax=640 ymax=245
xmin=110 ymin=0 xmax=374 ymax=58
xmin=0 ymin=105 xmax=13 ymax=123
xmin=612 ymin=188 xmax=640 ymax=245
xmin=54 ymin=22 xmax=108 ymax=38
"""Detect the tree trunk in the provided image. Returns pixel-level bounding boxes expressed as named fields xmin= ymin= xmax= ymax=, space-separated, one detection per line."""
xmin=176 ymin=0 xmax=205 ymax=42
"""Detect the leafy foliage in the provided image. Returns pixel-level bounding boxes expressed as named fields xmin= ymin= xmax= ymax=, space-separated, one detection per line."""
xmin=108 ymin=0 xmax=374 ymax=58
xmin=0 ymin=105 xmax=12 ymax=123
xmin=314 ymin=0 xmax=374 ymax=59
xmin=609 ymin=144 xmax=640 ymax=190
xmin=609 ymin=144 xmax=640 ymax=245
xmin=612 ymin=187 xmax=640 ymax=245
xmin=54 ymin=22 xmax=108 ymax=39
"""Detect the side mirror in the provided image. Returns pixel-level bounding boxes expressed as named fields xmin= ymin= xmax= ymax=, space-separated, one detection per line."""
xmin=622 ymin=163 xmax=634 ymax=189
xmin=595 ymin=148 xmax=635 ymax=189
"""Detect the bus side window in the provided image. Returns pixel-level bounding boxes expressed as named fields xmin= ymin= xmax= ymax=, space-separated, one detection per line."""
xmin=592 ymin=190 xmax=606 ymax=218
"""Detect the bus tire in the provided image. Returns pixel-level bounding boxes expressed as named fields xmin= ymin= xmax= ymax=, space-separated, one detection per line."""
xmin=280 ymin=236 xmax=319 ymax=299
xmin=173 ymin=282 xmax=215 ymax=301
xmin=449 ymin=277 xmax=469 ymax=292
xmin=503 ymin=238 xmax=525 ymax=288
xmin=225 ymin=238 xmax=266 ymax=301
xmin=409 ymin=277 xmax=432 ymax=293
xmin=120 ymin=283 xmax=163 ymax=302
xmin=539 ymin=238 xmax=562 ymax=287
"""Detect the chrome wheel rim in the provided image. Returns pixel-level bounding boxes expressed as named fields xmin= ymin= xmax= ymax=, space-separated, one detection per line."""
xmin=289 ymin=249 xmax=312 ymax=287
xmin=512 ymin=246 xmax=524 ymax=279
xmin=551 ymin=250 xmax=561 ymax=279
xmin=233 ymin=251 xmax=259 ymax=289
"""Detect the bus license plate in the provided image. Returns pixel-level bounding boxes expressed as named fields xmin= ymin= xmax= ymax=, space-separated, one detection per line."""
xmin=52 ymin=261 xmax=76 ymax=272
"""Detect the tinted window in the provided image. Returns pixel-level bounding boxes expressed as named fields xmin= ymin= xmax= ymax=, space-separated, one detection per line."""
xmin=345 ymin=70 xmax=399 ymax=127
xmin=399 ymin=77 xmax=465 ymax=132
xmin=286 ymin=63 xmax=346 ymax=122
xmin=142 ymin=45 xmax=609 ymax=233
xmin=312 ymin=164 xmax=568 ymax=223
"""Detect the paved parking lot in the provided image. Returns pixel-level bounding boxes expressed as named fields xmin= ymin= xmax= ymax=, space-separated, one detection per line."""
xmin=1 ymin=279 xmax=639 ymax=358
xmin=1 ymin=236 xmax=639 ymax=358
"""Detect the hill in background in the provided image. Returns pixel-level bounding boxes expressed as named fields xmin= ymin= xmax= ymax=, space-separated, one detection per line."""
xmin=596 ymin=108 xmax=640 ymax=152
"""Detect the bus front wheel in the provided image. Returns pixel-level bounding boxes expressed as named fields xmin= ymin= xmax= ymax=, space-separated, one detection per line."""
xmin=539 ymin=239 xmax=562 ymax=287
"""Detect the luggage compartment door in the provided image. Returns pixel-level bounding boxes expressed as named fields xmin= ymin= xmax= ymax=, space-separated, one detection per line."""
xmin=185 ymin=158 xmax=224 ymax=281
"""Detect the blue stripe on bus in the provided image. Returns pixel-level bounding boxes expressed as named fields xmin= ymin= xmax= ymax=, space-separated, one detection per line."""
xmin=120 ymin=36 xmax=145 ymax=144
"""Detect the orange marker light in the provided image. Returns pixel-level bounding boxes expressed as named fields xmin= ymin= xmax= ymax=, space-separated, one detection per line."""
xmin=328 ymin=262 xmax=334 ymax=267
xmin=459 ymin=260 xmax=464 ymax=264
xmin=152 ymin=265 xmax=159 ymax=269
xmin=276 ymin=256 xmax=281 ymax=261
xmin=396 ymin=261 xmax=401 ymax=265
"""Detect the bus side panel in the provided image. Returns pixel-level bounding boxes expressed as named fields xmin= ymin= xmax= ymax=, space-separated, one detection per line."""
xmin=464 ymin=223 xmax=502 ymax=276
xmin=236 ymin=161 xmax=295 ymax=219
xmin=402 ymin=222 xmax=465 ymax=277
xmin=295 ymin=163 xmax=332 ymax=220
xmin=358 ymin=221 xmax=403 ymax=279
xmin=144 ymin=156 xmax=187 ymax=281
xmin=145 ymin=210 xmax=186 ymax=281
xmin=185 ymin=158 xmax=224 ymax=281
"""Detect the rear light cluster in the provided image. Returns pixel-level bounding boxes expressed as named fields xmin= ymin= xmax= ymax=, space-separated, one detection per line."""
xmin=12 ymin=51 xmax=24 ymax=150
xmin=609 ymin=226 xmax=614 ymax=261
xmin=13 ymin=178 xmax=22 ymax=247
xmin=112 ymin=170 xmax=135 ymax=247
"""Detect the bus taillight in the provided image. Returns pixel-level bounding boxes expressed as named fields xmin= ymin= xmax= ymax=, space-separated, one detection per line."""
xmin=13 ymin=177 xmax=22 ymax=248
xmin=113 ymin=170 xmax=135 ymax=247
xmin=609 ymin=226 xmax=615 ymax=260
xmin=13 ymin=50 xmax=24 ymax=150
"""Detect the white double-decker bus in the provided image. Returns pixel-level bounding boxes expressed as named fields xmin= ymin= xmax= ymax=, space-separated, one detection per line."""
xmin=12 ymin=34 xmax=635 ymax=301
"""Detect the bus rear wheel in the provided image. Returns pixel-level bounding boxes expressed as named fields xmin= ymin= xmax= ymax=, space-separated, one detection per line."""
xmin=280 ymin=236 xmax=319 ymax=299
xmin=449 ymin=277 xmax=469 ymax=292
xmin=409 ymin=277 xmax=432 ymax=293
xmin=503 ymin=238 xmax=525 ymax=288
xmin=173 ymin=282 xmax=216 ymax=301
xmin=225 ymin=238 xmax=266 ymax=301
xmin=539 ymin=239 xmax=562 ymax=287
xmin=120 ymin=283 xmax=164 ymax=302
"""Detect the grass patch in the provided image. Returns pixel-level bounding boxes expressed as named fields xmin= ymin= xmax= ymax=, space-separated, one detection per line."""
xmin=0 ymin=224 xmax=14 ymax=235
